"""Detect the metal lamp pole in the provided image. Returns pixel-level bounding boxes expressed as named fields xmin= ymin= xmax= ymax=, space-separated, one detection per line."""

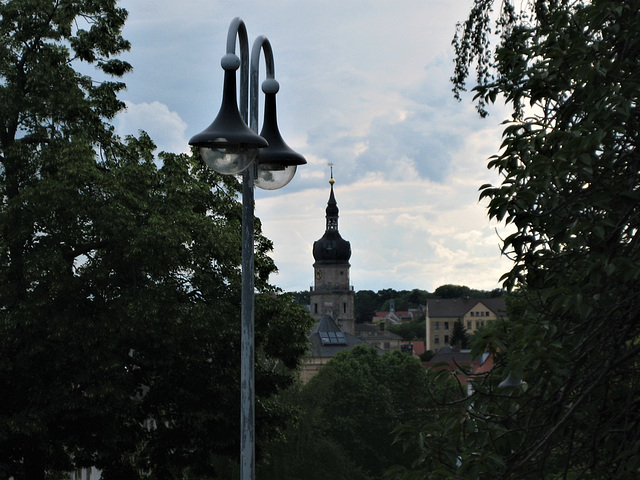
xmin=189 ymin=17 xmax=306 ymax=480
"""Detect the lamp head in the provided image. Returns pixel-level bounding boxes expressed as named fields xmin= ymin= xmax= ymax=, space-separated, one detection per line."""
xmin=254 ymin=79 xmax=306 ymax=190
xmin=189 ymin=53 xmax=268 ymax=175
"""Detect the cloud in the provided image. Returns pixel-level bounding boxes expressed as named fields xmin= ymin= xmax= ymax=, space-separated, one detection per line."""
xmin=115 ymin=101 xmax=189 ymax=155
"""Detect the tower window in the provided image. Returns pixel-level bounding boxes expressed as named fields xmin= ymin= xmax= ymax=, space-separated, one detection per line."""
xmin=314 ymin=303 xmax=318 ymax=314
xmin=343 ymin=303 xmax=347 ymax=313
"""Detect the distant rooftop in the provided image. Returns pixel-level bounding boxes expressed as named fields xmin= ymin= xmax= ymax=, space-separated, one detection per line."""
xmin=426 ymin=297 xmax=506 ymax=318
xmin=308 ymin=314 xmax=382 ymax=358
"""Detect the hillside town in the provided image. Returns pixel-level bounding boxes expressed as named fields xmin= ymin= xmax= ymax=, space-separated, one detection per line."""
xmin=301 ymin=173 xmax=505 ymax=383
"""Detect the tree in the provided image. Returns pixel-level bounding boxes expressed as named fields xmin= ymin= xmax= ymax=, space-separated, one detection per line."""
xmin=260 ymin=346 xmax=454 ymax=480
xmin=388 ymin=314 xmax=426 ymax=341
xmin=354 ymin=289 xmax=429 ymax=324
xmin=432 ymin=284 xmax=502 ymax=299
xmin=355 ymin=289 xmax=380 ymax=323
xmin=433 ymin=284 xmax=472 ymax=299
xmin=0 ymin=2 xmax=313 ymax=478
xmin=290 ymin=289 xmax=310 ymax=306
xmin=393 ymin=1 xmax=640 ymax=479
xmin=448 ymin=320 xmax=470 ymax=349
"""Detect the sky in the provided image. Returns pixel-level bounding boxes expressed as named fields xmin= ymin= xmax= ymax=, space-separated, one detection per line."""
xmin=113 ymin=0 xmax=514 ymax=293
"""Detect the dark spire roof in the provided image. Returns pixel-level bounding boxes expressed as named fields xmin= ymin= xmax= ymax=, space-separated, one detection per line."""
xmin=313 ymin=171 xmax=351 ymax=265
xmin=326 ymin=179 xmax=339 ymax=218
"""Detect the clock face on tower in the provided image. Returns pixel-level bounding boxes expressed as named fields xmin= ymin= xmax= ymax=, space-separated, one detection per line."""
xmin=315 ymin=269 xmax=322 ymax=280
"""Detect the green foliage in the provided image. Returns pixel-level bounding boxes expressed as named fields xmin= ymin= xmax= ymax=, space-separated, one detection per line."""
xmin=448 ymin=320 xmax=470 ymax=349
xmin=0 ymin=1 xmax=314 ymax=478
xmin=388 ymin=315 xmax=426 ymax=341
xmin=382 ymin=288 xmax=430 ymax=311
xmin=433 ymin=284 xmax=503 ymax=299
xmin=419 ymin=350 xmax=434 ymax=362
xmin=394 ymin=1 xmax=640 ymax=479
xmin=354 ymin=289 xmax=383 ymax=323
xmin=353 ymin=289 xmax=428 ymax=324
xmin=289 ymin=289 xmax=310 ymax=306
xmin=260 ymin=346 xmax=455 ymax=480
xmin=354 ymin=288 xmax=428 ymax=324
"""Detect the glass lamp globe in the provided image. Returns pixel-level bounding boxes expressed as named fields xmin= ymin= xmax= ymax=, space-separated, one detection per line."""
xmin=200 ymin=146 xmax=259 ymax=175
xmin=255 ymin=164 xmax=297 ymax=190
xmin=254 ymin=79 xmax=306 ymax=190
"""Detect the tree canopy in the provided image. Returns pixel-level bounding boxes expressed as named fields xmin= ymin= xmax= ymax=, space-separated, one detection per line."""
xmin=448 ymin=320 xmax=470 ymax=349
xmin=259 ymin=346 xmax=459 ymax=480
xmin=394 ymin=1 xmax=640 ymax=479
xmin=0 ymin=2 xmax=313 ymax=479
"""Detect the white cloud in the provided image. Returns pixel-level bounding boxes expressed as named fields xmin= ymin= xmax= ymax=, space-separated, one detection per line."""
xmin=115 ymin=101 xmax=189 ymax=155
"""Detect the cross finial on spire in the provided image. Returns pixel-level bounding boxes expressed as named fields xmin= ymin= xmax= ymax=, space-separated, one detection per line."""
xmin=328 ymin=162 xmax=335 ymax=185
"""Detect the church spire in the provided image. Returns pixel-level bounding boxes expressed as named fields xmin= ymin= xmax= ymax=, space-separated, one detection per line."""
xmin=326 ymin=163 xmax=339 ymax=231
xmin=312 ymin=163 xmax=351 ymax=265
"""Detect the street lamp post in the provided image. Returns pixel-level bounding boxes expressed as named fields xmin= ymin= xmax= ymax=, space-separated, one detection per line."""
xmin=189 ymin=18 xmax=306 ymax=480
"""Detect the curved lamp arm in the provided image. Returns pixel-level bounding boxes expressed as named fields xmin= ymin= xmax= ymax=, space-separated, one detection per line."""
xmin=226 ymin=17 xmax=250 ymax=123
xmin=248 ymin=36 xmax=306 ymax=189
xmin=250 ymin=36 xmax=275 ymax=133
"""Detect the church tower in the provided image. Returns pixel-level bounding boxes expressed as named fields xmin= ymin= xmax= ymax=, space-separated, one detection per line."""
xmin=310 ymin=167 xmax=355 ymax=334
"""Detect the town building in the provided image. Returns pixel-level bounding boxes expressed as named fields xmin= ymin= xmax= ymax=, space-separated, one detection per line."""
xmin=354 ymin=321 xmax=402 ymax=353
xmin=425 ymin=297 xmax=506 ymax=352
xmin=422 ymin=346 xmax=495 ymax=391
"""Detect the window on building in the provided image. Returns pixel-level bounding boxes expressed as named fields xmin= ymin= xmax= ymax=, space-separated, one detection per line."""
xmin=314 ymin=303 xmax=318 ymax=314
xmin=444 ymin=322 xmax=449 ymax=330
xmin=444 ymin=335 xmax=449 ymax=344
xmin=470 ymin=311 xmax=475 ymax=317
xmin=476 ymin=321 xmax=480 ymax=329
xmin=467 ymin=321 xmax=472 ymax=330
xmin=486 ymin=311 xmax=490 ymax=316
xmin=435 ymin=337 xmax=440 ymax=344
xmin=434 ymin=321 xmax=440 ymax=330
xmin=343 ymin=303 xmax=347 ymax=314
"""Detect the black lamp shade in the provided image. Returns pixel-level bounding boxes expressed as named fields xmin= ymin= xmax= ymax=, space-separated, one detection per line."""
xmin=255 ymin=91 xmax=306 ymax=189
xmin=189 ymin=68 xmax=268 ymax=174
xmin=258 ymin=91 xmax=306 ymax=168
